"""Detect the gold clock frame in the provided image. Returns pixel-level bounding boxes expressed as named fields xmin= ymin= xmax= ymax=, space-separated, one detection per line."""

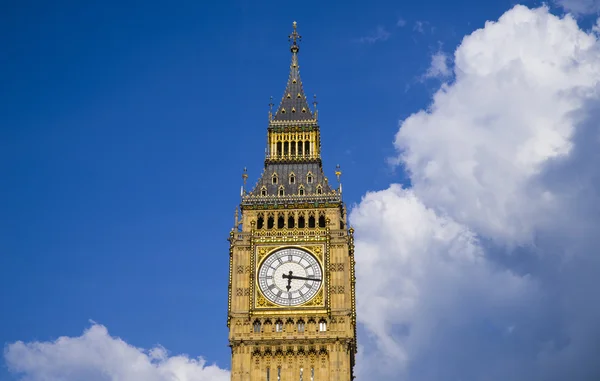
xmin=252 ymin=243 xmax=328 ymax=313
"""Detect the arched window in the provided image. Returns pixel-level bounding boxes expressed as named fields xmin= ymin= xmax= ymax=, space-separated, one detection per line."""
xmin=253 ymin=320 xmax=261 ymax=333
xmin=275 ymin=320 xmax=283 ymax=332
xmin=307 ymin=173 xmax=313 ymax=183
xmin=319 ymin=319 xmax=327 ymax=332
xmin=298 ymin=215 xmax=305 ymax=228
xmin=297 ymin=320 xmax=305 ymax=333
xmin=289 ymin=174 xmax=295 ymax=184
xmin=278 ymin=186 xmax=285 ymax=196
xmin=305 ymin=141 xmax=310 ymax=156
xmin=308 ymin=216 xmax=316 ymax=228
xmin=291 ymin=141 xmax=296 ymax=155
xmin=276 ymin=142 xmax=282 ymax=157
xmin=261 ymin=186 xmax=267 ymax=196
xmin=316 ymin=185 xmax=322 ymax=195
xmin=284 ymin=142 xmax=289 ymax=156
xmin=298 ymin=186 xmax=305 ymax=196
xmin=267 ymin=216 xmax=274 ymax=229
xmin=318 ymin=215 xmax=326 ymax=228
xmin=257 ymin=216 xmax=264 ymax=229
xmin=278 ymin=215 xmax=285 ymax=229
xmin=297 ymin=141 xmax=303 ymax=156
xmin=272 ymin=174 xmax=278 ymax=184
xmin=288 ymin=215 xmax=295 ymax=228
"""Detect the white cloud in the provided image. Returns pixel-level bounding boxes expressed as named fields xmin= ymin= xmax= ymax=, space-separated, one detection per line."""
xmin=413 ymin=21 xmax=426 ymax=34
xmin=424 ymin=51 xmax=452 ymax=79
xmin=4 ymin=323 xmax=230 ymax=381
xmin=357 ymin=26 xmax=391 ymax=44
xmin=352 ymin=5 xmax=600 ymax=381
xmin=397 ymin=18 xmax=407 ymax=27
xmin=556 ymin=0 xmax=600 ymax=15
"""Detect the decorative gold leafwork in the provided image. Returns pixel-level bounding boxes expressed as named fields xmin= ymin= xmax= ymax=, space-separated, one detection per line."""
xmin=301 ymin=288 xmax=324 ymax=307
xmin=256 ymin=294 xmax=276 ymax=308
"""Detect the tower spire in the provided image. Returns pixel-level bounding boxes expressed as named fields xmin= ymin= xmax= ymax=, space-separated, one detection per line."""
xmin=272 ymin=22 xmax=314 ymax=122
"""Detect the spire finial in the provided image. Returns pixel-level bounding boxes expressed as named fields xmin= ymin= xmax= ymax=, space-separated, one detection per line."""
xmin=289 ymin=21 xmax=301 ymax=53
xmin=313 ymin=94 xmax=318 ymax=120
xmin=269 ymin=96 xmax=274 ymax=121
xmin=242 ymin=167 xmax=248 ymax=194
xmin=335 ymin=164 xmax=343 ymax=194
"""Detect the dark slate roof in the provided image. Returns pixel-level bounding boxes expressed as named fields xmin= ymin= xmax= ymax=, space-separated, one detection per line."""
xmin=242 ymin=161 xmax=341 ymax=207
xmin=250 ymin=162 xmax=334 ymax=196
xmin=272 ymin=50 xmax=314 ymax=121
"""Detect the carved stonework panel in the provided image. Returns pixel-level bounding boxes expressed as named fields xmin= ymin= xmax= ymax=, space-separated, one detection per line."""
xmin=329 ymin=263 xmax=344 ymax=272
xmin=331 ymin=285 xmax=345 ymax=294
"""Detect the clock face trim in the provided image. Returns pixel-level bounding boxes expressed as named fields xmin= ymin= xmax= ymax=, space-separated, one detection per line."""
xmin=257 ymin=247 xmax=323 ymax=307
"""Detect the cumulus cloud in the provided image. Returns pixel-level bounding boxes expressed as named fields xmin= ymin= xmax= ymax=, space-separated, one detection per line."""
xmin=357 ymin=26 xmax=391 ymax=44
xmin=556 ymin=0 xmax=600 ymax=15
xmin=4 ymin=323 xmax=230 ymax=381
xmin=352 ymin=5 xmax=600 ymax=381
xmin=423 ymin=51 xmax=452 ymax=79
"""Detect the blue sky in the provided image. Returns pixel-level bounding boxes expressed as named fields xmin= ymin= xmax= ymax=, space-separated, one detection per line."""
xmin=3 ymin=1 xmax=600 ymax=380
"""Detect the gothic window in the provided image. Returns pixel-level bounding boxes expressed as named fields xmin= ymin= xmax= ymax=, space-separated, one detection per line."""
xmin=253 ymin=320 xmax=261 ymax=333
xmin=316 ymin=185 xmax=323 ymax=195
xmin=305 ymin=141 xmax=310 ymax=155
xmin=297 ymin=141 xmax=303 ymax=156
xmin=257 ymin=216 xmax=264 ymax=229
xmin=288 ymin=215 xmax=295 ymax=228
xmin=298 ymin=215 xmax=305 ymax=228
xmin=276 ymin=142 xmax=282 ymax=157
xmin=272 ymin=174 xmax=278 ymax=184
xmin=278 ymin=186 xmax=285 ymax=196
xmin=297 ymin=320 xmax=305 ymax=333
xmin=291 ymin=142 xmax=296 ymax=156
xmin=261 ymin=186 xmax=267 ymax=196
xmin=318 ymin=215 xmax=326 ymax=228
xmin=308 ymin=215 xmax=316 ymax=228
xmin=306 ymin=173 xmax=313 ymax=183
xmin=284 ymin=142 xmax=289 ymax=156
xmin=275 ymin=320 xmax=283 ymax=332
xmin=319 ymin=320 xmax=327 ymax=332
xmin=289 ymin=173 xmax=295 ymax=184
xmin=278 ymin=215 xmax=285 ymax=229
xmin=267 ymin=216 xmax=274 ymax=229
xmin=299 ymin=187 xmax=305 ymax=196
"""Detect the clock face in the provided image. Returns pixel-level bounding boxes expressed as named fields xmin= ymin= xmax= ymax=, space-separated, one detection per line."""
xmin=257 ymin=247 xmax=323 ymax=307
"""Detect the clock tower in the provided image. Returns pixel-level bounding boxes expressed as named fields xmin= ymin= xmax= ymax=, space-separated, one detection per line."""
xmin=227 ymin=22 xmax=357 ymax=381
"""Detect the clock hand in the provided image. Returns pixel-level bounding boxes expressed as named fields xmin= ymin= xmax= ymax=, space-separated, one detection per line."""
xmin=289 ymin=275 xmax=322 ymax=282
xmin=282 ymin=272 xmax=322 ymax=283
xmin=282 ymin=271 xmax=293 ymax=291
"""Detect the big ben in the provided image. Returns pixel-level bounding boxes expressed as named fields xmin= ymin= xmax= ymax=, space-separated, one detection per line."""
xmin=227 ymin=22 xmax=357 ymax=381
